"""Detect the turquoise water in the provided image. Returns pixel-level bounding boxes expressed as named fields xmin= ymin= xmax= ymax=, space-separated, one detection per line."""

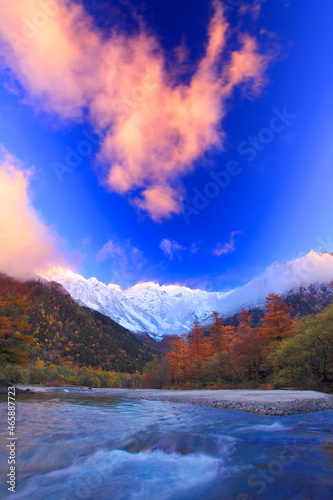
xmin=1 ymin=388 xmax=333 ymax=499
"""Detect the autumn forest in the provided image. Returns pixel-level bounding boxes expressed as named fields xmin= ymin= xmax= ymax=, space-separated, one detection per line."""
xmin=1 ymin=274 xmax=333 ymax=393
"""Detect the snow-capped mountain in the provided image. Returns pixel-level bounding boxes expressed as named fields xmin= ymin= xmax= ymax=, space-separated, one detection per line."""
xmin=39 ymin=268 xmax=224 ymax=337
xmin=39 ymin=251 xmax=333 ymax=338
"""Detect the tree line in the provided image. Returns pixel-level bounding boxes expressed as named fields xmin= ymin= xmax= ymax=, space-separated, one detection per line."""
xmin=146 ymin=293 xmax=333 ymax=392
xmin=0 ymin=274 xmax=156 ymax=374
xmin=1 ymin=274 xmax=332 ymax=392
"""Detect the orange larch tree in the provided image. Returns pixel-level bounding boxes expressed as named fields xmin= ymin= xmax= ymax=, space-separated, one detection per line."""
xmin=208 ymin=311 xmax=224 ymax=355
xmin=259 ymin=293 xmax=294 ymax=343
xmin=166 ymin=333 xmax=189 ymax=385
xmin=232 ymin=309 xmax=266 ymax=384
xmin=188 ymin=319 xmax=209 ymax=384
xmin=208 ymin=312 xmax=237 ymax=383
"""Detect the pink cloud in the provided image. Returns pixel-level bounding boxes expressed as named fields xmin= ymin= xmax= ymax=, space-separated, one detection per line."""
xmin=0 ymin=0 xmax=271 ymax=220
xmin=0 ymin=148 xmax=66 ymax=280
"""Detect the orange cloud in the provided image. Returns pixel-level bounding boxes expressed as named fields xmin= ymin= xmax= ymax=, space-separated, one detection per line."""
xmin=0 ymin=148 xmax=65 ymax=280
xmin=0 ymin=0 xmax=271 ymax=220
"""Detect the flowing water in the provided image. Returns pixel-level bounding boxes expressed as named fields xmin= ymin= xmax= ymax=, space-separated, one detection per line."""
xmin=1 ymin=388 xmax=333 ymax=499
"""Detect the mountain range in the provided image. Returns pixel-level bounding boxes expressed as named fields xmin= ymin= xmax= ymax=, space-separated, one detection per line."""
xmin=40 ymin=251 xmax=333 ymax=338
xmin=0 ymin=274 xmax=157 ymax=371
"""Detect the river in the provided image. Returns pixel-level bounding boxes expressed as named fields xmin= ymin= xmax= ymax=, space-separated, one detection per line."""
xmin=1 ymin=388 xmax=333 ymax=499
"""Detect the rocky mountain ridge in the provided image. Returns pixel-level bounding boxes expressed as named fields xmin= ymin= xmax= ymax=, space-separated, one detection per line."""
xmin=40 ymin=251 xmax=333 ymax=338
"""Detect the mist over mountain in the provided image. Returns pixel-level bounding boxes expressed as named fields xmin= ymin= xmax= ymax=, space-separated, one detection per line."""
xmin=40 ymin=251 xmax=333 ymax=338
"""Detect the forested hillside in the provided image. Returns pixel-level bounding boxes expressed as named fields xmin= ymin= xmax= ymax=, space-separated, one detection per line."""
xmin=0 ymin=274 xmax=157 ymax=373
xmin=220 ymin=283 xmax=333 ymax=328
xmin=145 ymin=293 xmax=333 ymax=393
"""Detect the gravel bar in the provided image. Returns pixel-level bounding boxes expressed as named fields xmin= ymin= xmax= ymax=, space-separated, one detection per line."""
xmin=104 ymin=389 xmax=333 ymax=415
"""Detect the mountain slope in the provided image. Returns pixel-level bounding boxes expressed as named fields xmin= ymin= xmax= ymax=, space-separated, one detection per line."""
xmin=40 ymin=268 xmax=222 ymax=337
xmin=221 ymin=282 xmax=333 ymax=328
xmin=0 ymin=274 xmax=157 ymax=372
xmin=41 ymin=251 xmax=333 ymax=337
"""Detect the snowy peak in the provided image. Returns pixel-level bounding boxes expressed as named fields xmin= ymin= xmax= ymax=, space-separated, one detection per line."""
xmin=128 ymin=282 xmax=160 ymax=291
xmin=40 ymin=251 xmax=333 ymax=337
xmin=107 ymin=284 xmax=122 ymax=292
xmin=40 ymin=268 xmax=217 ymax=336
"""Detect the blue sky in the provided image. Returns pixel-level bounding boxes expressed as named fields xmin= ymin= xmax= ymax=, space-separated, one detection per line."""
xmin=0 ymin=0 xmax=333 ymax=290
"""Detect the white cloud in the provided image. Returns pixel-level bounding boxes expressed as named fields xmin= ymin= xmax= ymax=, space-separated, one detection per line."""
xmin=97 ymin=238 xmax=147 ymax=288
xmin=212 ymin=230 xmax=244 ymax=256
xmin=210 ymin=251 xmax=333 ymax=314
xmin=159 ymin=238 xmax=185 ymax=261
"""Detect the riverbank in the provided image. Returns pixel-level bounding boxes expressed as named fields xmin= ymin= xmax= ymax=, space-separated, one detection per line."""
xmin=100 ymin=388 xmax=333 ymax=415
xmin=3 ymin=385 xmax=333 ymax=415
xmin=0 ymin=380 xmax=34 ymax=395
